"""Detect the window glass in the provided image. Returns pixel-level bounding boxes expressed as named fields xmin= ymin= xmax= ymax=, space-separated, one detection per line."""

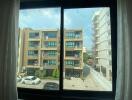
xmin=17 ymin=8 xmax=60 ymax=90
xmin=63 ymin=8 xmax=112 ymax=91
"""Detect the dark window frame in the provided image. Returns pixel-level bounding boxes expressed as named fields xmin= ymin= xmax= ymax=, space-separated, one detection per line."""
xmin=18 ymin=0 xmax=117 ymax=100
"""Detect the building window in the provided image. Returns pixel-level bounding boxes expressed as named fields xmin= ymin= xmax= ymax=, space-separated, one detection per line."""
xmin=28 ymin=50 xmax=38 ymax=56
xmin=44 ymin=41 xmax=57 ymax=47
xmin=44 ymin=32 xmax=57 ymax=38
xmin=17 ymin=8 xmax=60 ymax=91
xmin=28 ymin=41 xmax=40 ymax=48
xmin=43 ymin=60 xmax=56 ymax=65
xmin=28 ymin=59 xmax=38 ymax=66
xmin=65 ymin=32 xmax=81 ymax=39
xmin=29 ymin=32 xmax=39 ymax=38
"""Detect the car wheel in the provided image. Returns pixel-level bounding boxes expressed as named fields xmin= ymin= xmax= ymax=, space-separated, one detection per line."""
xmin=22 ymin=81 xmax=25 ymax=84
xmin=32 ymin=82 xmax=35 ymax=85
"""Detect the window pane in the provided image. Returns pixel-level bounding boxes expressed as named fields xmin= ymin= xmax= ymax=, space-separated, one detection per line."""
xmin=63 ymin=8 xmax=112 ymax=91
xmin=17 ymin=8 xmax=60 ymax=90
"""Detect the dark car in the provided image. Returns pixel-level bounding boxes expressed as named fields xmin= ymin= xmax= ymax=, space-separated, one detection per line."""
xmin=43 ymin=82 xmax=59 ymax=90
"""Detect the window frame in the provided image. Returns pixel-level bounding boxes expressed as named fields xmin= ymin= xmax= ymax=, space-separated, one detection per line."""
xmin=18 ymin=0 xmax=117 ymax=100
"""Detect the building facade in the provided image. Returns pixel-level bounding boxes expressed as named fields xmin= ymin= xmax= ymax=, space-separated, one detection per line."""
xmin=92 ymin=8 xmax=112 ymax=81
xmin=64 ymin=29 xmax=83 ymax=78
xmin=19 ymin=28 xmax=83 ymax=78
xmin=21 ymin=28 xmax=60 ymax=76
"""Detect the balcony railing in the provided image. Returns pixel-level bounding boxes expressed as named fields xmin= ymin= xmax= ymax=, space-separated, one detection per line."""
xmin=65 ymin=54 xmax=81 ymax=60
xmin=65 ymin=36 xmax=82 ymax=39
xmin=65 ymin=64 xmax=81 ymax=68
xmin=29 ymin=36 xmax=40 ymax=39
xmin=42 ymin=54 xmax=57 ymax=59
xmin=42 ymin=45 xmax=57 ymax=49
xmin=65 ymin=46 xmax=82 ymax=51
xmin=29 ymin=45 xmax=40 ymax=49
xmin=28 ymin=63 xmax=39 ymax=66
xmin=42 ymin=63 xmax=57 ymax=69
xmin=28 ymin=54 xmax=38 ymax=57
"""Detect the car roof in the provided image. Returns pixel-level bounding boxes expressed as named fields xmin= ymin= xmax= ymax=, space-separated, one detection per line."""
xmin=45 ymin=82 xmax=58 ymax=85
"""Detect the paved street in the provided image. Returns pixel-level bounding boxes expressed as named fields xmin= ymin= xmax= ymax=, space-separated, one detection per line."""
xmin=17 ymin=65 xmax=112 ymax=91
xmin=17 ymin=79 xmax=59 ymax=89
xmin=64 ymin=73 xmax=104 ymax=91
xmin=17 ymin=73 xmax=107 ymax=91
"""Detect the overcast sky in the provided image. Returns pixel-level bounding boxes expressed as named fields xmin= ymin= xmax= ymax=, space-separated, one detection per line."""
xmin=19 ymin=8 xmax=101 ymax=50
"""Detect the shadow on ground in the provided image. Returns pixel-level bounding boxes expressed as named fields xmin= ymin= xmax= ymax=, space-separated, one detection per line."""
xmin=82 ymin=64 xmax=90 ymax=78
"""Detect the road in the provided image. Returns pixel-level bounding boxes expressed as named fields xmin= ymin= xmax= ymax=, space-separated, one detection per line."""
xmin=17 ymin=65 xmax=111 ymax=91
xmin=17 ymin=73 xmax=105 ymax=91
xmin=17 ymin=79 xmax=59 ymax=89
xmin=64 ymin=73 xmax=104 ymax=91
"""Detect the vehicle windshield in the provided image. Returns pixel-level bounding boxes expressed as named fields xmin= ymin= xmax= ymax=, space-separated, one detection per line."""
xmin=31 ymin=76 xmax=37 ymax=80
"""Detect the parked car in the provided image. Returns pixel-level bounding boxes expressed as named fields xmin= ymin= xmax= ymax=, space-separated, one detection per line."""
xmin=17 ymin=76 xmax=22 ymax=82
xmin=21 ymin=76 xmax=41 ymax=85
xmin=43 ymin=82 xmax=59 ymax=90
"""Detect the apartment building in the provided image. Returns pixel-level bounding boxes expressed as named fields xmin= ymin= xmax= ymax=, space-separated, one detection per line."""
xmin=92 ymin=8 xmax=112 ymax=81
xmin=19 ymin=28 xmax=83 ymax=78
xmin=21 ymin=28 xmax=60 ymax=76
xmin=64 ymin=29 xmax=83 ymax=78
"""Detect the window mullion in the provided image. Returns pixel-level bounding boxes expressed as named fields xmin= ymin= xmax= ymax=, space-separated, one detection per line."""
xmin=59 ymin=6 xmax=64 ymax=93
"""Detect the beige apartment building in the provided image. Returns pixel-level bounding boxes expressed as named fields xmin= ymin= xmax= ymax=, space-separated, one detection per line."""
xmin=64 ymin=29 xmax=83 ymax=78
xmin=18 ymin=28 xmax=83 ymax=78
xmin=21 ymin=28 xmax=60 ymax=76
xmin=92 ymin=8 xmax=112 ymax=81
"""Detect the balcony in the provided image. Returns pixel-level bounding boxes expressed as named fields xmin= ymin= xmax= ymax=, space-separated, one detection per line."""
xmin=28 ymin=59 xmax=38 ymax=64
xmin=65 ymin=31 xmax=82 ymax=40
xmin=43 ymin=32 xmax=57 ymax=40
xmin=65 ymin=64 xmax=82 ymax=69
xmin=29 ymin=32 xmax=40 ymax=40
xmin=42 ymin=63 xmax=57 ymax=69
xmin=26 ymin=65 xmax=40 ymax=68
xmin=41 ymin=46 xmax=57 ymax=50
xmin=28 ymin=37 xmax=40 ymax=41
xmin=65 ymin=52 xmax=81 ymax=60
xmin=65 ymin=56 xmax=80 ymax=60
xmin=42 ymin=38 xmax=57 ymax=41
xmin=28 ymin=41 xmax=40 ymax=49
xmin=42 ymin=54 xmax=57 ymax=59
xmin=28 ymin=46 xmax=40 ymax=49
xmin=28 ymin=54 xmax=38 ymax=59
xmin=65 ymin=46 xmax=82 ymax=51
xmin=64 ymin=38 xmax=82 ymax=41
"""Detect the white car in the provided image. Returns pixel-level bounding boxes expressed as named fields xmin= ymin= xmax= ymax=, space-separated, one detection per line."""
xmin=17 ymin=76 xmax=22 ymax=82
xmin=21 ymin=76 xmax=41 ymax=85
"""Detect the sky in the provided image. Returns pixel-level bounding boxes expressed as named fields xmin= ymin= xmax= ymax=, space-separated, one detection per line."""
xmin=19 ymin=8 xmax=101 ymax=50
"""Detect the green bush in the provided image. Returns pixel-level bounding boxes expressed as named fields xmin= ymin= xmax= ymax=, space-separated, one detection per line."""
xmin=35 ymin=70 xmax=46 ymax=79
xmin=52 ymin=69 xmax=59 ymax=78
xmin=56 ymin=69 xmax=59 ymax=78
xmin=52 ymin=69 xmax=56 ymax=78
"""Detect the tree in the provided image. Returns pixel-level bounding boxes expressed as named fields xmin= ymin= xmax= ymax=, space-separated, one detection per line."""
xmin=83 ymin=53 xmax=89 ymax=64
xmin=83 ymin=52 xmax=93 ymax=65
